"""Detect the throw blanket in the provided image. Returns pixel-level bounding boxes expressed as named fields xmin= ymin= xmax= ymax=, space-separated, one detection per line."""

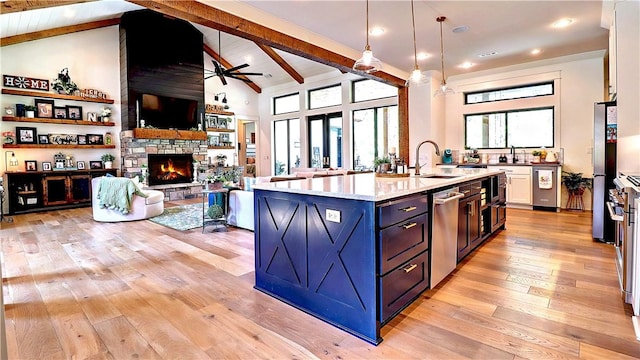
xmin=97 ymin=177 xmax=147 ymax=214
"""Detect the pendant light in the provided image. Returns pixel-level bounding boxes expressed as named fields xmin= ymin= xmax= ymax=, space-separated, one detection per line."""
xmin=353 ymin=0 xmax=382 ymax=73
xmin=406 ymin=0 xmax=426 ymax=86
xmin=434 ymin=16 xmax=455 ymax=96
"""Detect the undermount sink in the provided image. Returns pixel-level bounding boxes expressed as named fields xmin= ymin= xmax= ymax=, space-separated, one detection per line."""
xmin=418 ymin=174 xmax=462 ymax=179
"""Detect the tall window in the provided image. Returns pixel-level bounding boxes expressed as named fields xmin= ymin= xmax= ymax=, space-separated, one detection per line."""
xmin=309 ymin=113 xmax=342 ymax=168
xmin=352 ymin=106 xmax=398 ymax=170
xmin=273 ymin=118 xmax=300 ymax=175
xmin=465 ymin=107 xmax=554 ymax=149
xmin=273 ymin=93 xmax=300 ymax=115
xmin=308 ymin=84 xmax=341 ymax=109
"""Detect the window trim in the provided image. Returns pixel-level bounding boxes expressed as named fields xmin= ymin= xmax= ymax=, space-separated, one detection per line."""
xmin=464 ymin=106 xmax=555 ymax=149
xmin=273 ymin=92 xmax=300 ymax=115
xmin=308 ymin=83 xmax=342 ymax=110
xmin=464 ymin=81 xmax=554 ymax=105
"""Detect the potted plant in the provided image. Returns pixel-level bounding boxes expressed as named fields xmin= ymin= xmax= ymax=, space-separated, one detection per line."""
xmin=374 ymin=156 xmax=391 ymax=173
xmin=101 ymin=153 xmax=116 ymax=169
xmin=24 ymin=105 xmax=37 ymax=118
xmin=532 ymin=150 xmax=541 ymax=163
xmin=204 ymin=174 xmax=223 ymax=189
xmin=100 ymin=106 xmax=112 ymax=122
xmin=216 ymin=153 xmax=227 ymax=167
xmin=561 ymin=171 xmax=592 ymax=195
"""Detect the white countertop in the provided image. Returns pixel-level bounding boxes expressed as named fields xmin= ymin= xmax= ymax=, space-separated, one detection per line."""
xmin=253 ymin=167 xmax=505 ymax=201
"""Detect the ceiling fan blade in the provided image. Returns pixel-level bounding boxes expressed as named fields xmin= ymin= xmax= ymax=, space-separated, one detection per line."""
xmin=212 ymin=60 xmax=224 ymax=75
xmin=218 ymin=73 xmax=227 ymax=85
xmin=224 ymin=63 xmax=250 ymax=72
xmin=229 ymin=72 xmax=264 ymax=76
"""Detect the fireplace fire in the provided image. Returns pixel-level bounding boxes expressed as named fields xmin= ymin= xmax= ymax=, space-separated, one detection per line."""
xmin=148 ymin=154 xmax=193 ymax=186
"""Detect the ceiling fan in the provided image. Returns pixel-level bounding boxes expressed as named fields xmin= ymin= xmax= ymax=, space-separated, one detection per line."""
xmin=206 ymin=31 xmax=264 ymax=85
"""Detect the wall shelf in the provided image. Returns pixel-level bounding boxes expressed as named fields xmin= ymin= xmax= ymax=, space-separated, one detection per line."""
xmin=2 ymin=88 xmax=115 ymax=104
xmin=205 ymin=127 xmax=234 ymax=133
xmin=205 ymin=109 xmax=234 ymax=116
xmin=2 ymin=116 xmax=115 ymax=126
xmin=208 ymin=145 xmax=235 ymax=150
xmin=3 ymin=144 xmax=116 ymax=149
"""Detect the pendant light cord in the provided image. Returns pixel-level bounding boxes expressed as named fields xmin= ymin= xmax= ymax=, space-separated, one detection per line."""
xmin=437 ymin=16 xmax=447 ymax=84
xmin=365 ymin=0 xmax=370 ymax=50
xmin=411 ymin=0 xmax=418 ymax=69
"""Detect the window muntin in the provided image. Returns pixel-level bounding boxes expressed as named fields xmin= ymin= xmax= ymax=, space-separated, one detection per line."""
xmin=465 ymin=82 xmax=553 ymax=104
xmin=308 ymin=84 xmax=342 ymax=109
xmin=352 ymin=79 xmax=397 ymax=103
xmin=465 ymin=107 xmax=554 ymax=149
xmin=273 ymin=93 xmax=300 ymax=115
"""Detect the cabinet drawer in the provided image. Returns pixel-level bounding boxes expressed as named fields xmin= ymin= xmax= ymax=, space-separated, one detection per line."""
xmin=379 ymin=213 xmax=428 ymax=275
xmin=379 ymin=251 xmax=429 ymax=322
xmin=377 ymin=194 xmax=428 ymax=228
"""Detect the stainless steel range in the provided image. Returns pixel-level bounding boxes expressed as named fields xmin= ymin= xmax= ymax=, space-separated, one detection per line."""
xmin=609 ymin=174 xmax=639 ymax=305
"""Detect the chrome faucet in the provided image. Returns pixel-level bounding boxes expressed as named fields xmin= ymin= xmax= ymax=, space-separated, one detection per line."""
xmin=414 ymin=140 xmax=441 ymax=176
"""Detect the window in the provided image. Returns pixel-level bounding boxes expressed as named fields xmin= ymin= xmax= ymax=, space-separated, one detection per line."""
xmin=308 ymin=84 xmax=341 ymax=109
xmin=273 ymin=118 xmax=300 ymax=175
xmin=465 ymin=107 xmax=554 ymax=149
xmin=352 ymin=79 xmax=397 ymax=102
xmin=465 ymin=82 xmax=553 ymax=104
xmin=309 ymin=113 xmax=342 ymax=169
xmin=273 ymin=93 xmax=300 ymax=115
xmin=352 ymin=106 xmax=398 ymax=170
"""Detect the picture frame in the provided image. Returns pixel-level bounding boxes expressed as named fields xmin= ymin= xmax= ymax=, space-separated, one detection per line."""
xmin=66 ymin=105 xmax=83 ymax=120
xmin=87 ymin=134 xmax=103 ymax=145
xmin=217 ymin=117 xmax=227 ymax=129
xmin=38 ymin=134 xmax=49 ymax=144
xmin=87 ymin=112 xmax=97 ymax=122
xmin=54 ymin=107 xmax=67 ymax=119
xmin=25 ymin=160 xmax=37 ymax=172
xmin=77 ymin=161 xmax=85 ymax=170
xmin=55 ymin=161 xmax=65 ymax=170
xmin=89 ymin=161 xmax=103 ymax=169
xmin=42 ymin=162 xmax=52 ymax=171
xmin=16 ymin=127 xmax=37 ymax=144
xmin=207 ymin=115 xmax=218 ymax=128
xmin=208 ymin=135 xmax=219 ymax=146
xmin=35 ymin=99 xmax=55 ymax=118
xmin=77 ymin=134 xmax=87 ymax=145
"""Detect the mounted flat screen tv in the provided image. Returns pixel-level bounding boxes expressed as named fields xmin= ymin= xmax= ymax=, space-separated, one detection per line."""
xmin=139 ymin=93 xmax=198 ymax=130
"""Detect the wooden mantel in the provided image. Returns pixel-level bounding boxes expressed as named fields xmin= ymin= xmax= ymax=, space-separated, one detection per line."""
xmin=126 ymin=128 xmax=208 ymax=141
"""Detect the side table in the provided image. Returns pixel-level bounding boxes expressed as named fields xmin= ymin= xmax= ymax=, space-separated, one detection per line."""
xmin=202 ymin=188 xmax=229 ymax=233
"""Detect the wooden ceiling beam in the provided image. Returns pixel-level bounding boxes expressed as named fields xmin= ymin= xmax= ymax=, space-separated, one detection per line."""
xmin=255 ymin=43 xmax=304 ymax=84
xmin=127 ymin=0 xmax=406 ymax=88
xmin=0 ymin=0 xmax=90 ymax=14
xmin=203 ymin=43 xmax=262 ymax=94
xmin=1 ymin=18 xmax=120 ymax=47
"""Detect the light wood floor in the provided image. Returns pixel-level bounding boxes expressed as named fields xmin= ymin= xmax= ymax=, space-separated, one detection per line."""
xmin=2 ymin=201 xmax=639 ymax=359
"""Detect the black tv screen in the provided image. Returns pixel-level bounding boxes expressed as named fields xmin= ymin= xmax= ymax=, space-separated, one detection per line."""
xmin=140 ymin=94 xmax=198 ymax=130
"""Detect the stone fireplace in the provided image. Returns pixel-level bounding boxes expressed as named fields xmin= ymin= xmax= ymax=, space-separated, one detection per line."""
xmin=120 ymin=129 xmax=207 ymax=200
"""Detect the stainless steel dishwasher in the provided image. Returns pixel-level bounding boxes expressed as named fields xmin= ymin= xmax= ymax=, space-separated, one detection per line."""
xmin=431 ymin=187 xmax=465 ymax=287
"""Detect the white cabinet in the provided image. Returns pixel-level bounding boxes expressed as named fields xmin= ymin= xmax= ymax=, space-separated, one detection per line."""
xmin=495 ymin=166 xmax=532 ymax=205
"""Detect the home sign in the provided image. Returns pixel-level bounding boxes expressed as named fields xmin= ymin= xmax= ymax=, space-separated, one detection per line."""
xmin=3 ymin=75 xmax=49 ymax=91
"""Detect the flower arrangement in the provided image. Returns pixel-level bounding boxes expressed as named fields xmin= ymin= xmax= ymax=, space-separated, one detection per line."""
xmin=51 ymin=68 xmax=79 ymax=95
xmin=101 ymin=106 xmax=112 ymax=118
xmin=2 ymin=131 xmax=15 ymax=144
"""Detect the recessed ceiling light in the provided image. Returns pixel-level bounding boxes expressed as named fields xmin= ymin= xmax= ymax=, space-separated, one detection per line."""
xmin=552 ymin=18 xmax=573 ymax=28
xmin=369 ymin=27 xmax=385 ymax=36
xmin=531 ymin=48 xmax=541 ymax=55
xmin=478 ymin=51 xmax=498 ymax=58
xmin=452 ymin=25 xmax=469 ymax=34
xmin=416 ymin=52 xmax=431 ymax=60
xmin=459 ymin=62 xmax=474 ymax=69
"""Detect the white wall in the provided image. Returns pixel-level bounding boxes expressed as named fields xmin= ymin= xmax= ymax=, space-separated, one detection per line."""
xmin=1 ymin=26 xmax=122 ymax=173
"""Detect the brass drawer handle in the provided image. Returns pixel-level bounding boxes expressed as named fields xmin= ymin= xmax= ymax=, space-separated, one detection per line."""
xmin=401 ymin=222 xmax=417 ymax=230
xmin=399 ymin=206 xmax=417 ymax=212
xmin=402 ymin=264 xmax=417 ymax=273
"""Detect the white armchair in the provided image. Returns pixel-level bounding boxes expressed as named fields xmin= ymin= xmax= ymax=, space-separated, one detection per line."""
xmin=91 ymin=177 xmax=165 ymax=222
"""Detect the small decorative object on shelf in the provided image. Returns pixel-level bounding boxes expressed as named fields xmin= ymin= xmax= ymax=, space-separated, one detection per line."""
xmin=101 ymin=153 xmax=115 ymax=169
xmin=24 ymin=105 xmax=36 ymax=118
xmin=51 ymin=68 xmax=79 ymax=95
xmin=3 ymin=131 xmax=15 ymax=144
xmin=65 ymin=154 xmax=77 ymax=170
xmin=105 ymin=132 xmax=113 ymax=145
xmin=216 ymin=153 xmax=227 ymax=167
xmin=53 ymin=152 xmax=66 ymax=170
xmin=4 ymin=106 xmax=14 ymax=115
xmin=100 ymin=106 xmax=112 ymax=122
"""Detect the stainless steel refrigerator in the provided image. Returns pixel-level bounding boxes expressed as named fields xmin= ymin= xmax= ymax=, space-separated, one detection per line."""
xmin=593 ymin=101 xmax=617 ymax=242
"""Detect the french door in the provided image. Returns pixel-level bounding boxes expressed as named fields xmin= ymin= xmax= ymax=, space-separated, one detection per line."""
xmin=308 ymin=112 xmax=342 ymax=169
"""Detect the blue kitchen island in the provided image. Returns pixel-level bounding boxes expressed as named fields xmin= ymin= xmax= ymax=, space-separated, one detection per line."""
xmin=253 ymin=168 xmax=505 ymax=344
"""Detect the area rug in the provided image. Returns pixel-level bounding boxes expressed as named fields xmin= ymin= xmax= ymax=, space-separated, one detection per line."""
xmin=148 ymin=203 xmax=203 ymax=231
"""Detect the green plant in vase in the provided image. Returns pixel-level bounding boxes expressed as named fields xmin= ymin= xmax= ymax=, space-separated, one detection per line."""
xmin=374 ymin=156 xmax=391 ymax=173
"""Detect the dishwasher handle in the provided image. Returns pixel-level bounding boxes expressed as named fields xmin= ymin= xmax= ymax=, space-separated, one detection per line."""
xmin=434 ymin=192 xmax=464 ymax=205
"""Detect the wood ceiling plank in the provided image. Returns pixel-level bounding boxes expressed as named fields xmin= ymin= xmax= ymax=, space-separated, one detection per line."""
xmin=0 ymin=0 xmax=89 ymax=14
xmin=203 ymin=43 xmax=262 ymax=94
xmin=1 ymin=18 xmax=120 ymax=46
xmin=255 ymin=43 xmax=304 ymax=84
xmin=128 ymin=0 xmax=406 ymax=88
